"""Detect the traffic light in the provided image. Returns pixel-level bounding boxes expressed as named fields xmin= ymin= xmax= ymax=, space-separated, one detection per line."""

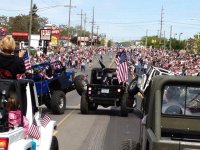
xmin=45 ymin=41 xmax=50 ymax=47
xmin=39 ymin=40 xmax=42 ymax=46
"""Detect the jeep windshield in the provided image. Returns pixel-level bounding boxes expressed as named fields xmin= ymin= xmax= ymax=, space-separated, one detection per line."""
xmin=162 ymin=85 xmax=200 ymax=117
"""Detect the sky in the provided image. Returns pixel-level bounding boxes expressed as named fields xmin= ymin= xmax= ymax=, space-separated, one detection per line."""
xmin=0 ymin=0 xmax=200 ymax=42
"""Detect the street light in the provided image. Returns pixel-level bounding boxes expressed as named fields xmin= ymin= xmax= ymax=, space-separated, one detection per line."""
xmin=179 ymin=32 xmax=183 ymax=41
xmin=174 ymin=33 xmax=177 ymax=39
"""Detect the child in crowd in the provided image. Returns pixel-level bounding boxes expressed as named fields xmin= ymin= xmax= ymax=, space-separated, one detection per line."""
xmin=6 ymin=94 xmax=29 ymax=138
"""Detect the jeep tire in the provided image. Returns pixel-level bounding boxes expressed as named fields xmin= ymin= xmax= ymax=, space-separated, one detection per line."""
xmin=50 ymin=136 xmax=59 ymax=150
xmin=80 ymin=91 xmax=89 ymax=114
xmin=128 ymin=78 xmax=139 ymax=96
xmin=74 ymin=75 xmax=88 ymax=96
xmin=121 ymin=93 xmax=128 ymax=117
xmin=51 ymin=91 xmax=66 ymax=114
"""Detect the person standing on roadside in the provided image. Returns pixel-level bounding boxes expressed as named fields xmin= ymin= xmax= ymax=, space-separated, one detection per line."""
xmin=0 ymin=35 xmax=26 ymax=79
xmin=80 ymin=58 xmax=86 ymax=72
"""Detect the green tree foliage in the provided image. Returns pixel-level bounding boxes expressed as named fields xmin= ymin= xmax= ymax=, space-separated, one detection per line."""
xmin=169 ymin=38 xmax=185 ymax=50
xmin=141 ymin=36 xmax=160 ymax=48
xmin=8 ymin=14 xmax=47 ymax=34
xmin=107 ymin=40 xmax=113 ymax=47
xmin=195 ymin=38 xmax=200 ymax=53
xmin=3 ymin=4 xmax=47 ymax=34
xmin=141 ymin=35 xmax=185 ymax=50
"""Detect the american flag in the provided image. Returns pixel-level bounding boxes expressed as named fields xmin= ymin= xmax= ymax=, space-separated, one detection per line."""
xmin=23 ymin=51 xmax=31 ymax=70
xmin=115 ymin=51 xmax=128 ymax=83
xmin=40 ymin=113 xmax=51 ymax=127
xmin=28 ymin=118 xmax=40 ymax=139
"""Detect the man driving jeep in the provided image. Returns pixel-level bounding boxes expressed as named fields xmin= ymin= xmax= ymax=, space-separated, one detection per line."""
xmin=162 ymin=86 xmax=184 ymax=114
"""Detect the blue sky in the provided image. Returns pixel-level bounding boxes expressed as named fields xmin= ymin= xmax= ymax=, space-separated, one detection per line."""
xmin=0 ymin=0 xmax=200 ymax=41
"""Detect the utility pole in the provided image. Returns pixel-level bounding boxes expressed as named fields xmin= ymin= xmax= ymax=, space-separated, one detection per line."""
xmin=77 ymin=9 xmax=84 ymax=46
xmin=83 ymin=13 xmax=86 ymax=46
xmin=159 ymin=6 xmax=164 ymax=47
xmin=96 ymin=25 xmax=99 ymax=45
xmin=157 ymin=30 xmax=160 ymax=37
xmin=164 ymin=30 xmax=166 ymax=50
xmin=28 ymin=0 xmax=33 ymax=55
xmin=96 ymin=25 xmax=99 ymax=38
xmin=66 ymin=0 xmax=76 ymax=46
xmin=91 ymin=7 xmax=95 ymax=46
xmin=169 ymin=25 xmax=172 ymax=51
xmin=145 ymin=29 xmax=148 ymax=48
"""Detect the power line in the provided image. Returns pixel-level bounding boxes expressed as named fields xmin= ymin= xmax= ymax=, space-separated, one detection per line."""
xmin=94 ymin=20 xmax=159 ymax=25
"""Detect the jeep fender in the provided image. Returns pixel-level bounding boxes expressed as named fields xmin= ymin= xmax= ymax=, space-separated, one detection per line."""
xmin=36 ymin=120 xmax=57 ymax=150
xmin=6 ymin=128 xmax=32 ymax=150
xmin=31 ymin=112 xmax=57 ymax=150
xmin=9 ymin=138 xmax=33 ymax=150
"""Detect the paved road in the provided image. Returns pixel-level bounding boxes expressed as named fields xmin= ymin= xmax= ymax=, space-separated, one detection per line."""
xmin=47 ymin=53 xmax=142 ymax=150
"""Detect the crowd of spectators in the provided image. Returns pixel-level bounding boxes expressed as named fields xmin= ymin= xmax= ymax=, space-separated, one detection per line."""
xmin=130 ymin=48 xmax=200 ymax=76
xmin=28 ymin=46 xmax=110 ymax=73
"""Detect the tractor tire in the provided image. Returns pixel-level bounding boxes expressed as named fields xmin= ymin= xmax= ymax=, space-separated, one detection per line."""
xmin=51 ymin=91 xmax=66 ymax=114
xmin=80 ymin=92 xmax=89 ymax=114
xmin=121 ymin=93 xmax=128 ymax=117
xmin=50 ymin=136 xmax=59 ymax=150
xmin=74 ymin=75 xmax=88 ymax=96
xmin=128 ymin=78 xmax=139 ymax=96
xmin=119 ymin=140 xmax=140 ymax=150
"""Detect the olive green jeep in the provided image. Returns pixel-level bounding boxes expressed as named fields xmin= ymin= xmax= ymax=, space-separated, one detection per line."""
xmin=121 ymin=75 xmax=200 ymax=150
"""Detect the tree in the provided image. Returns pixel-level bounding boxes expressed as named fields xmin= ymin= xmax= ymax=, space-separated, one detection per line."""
xmin=141 ymin=36 xmax=160 ymax=48
xmin=107 ymin=40 xmax=114 ymax=47
xmin=169 ymin=38 xmax=185 ymax=50
xmin=8 ymin=15 xmax=29 ymax=32
xmin=195 ymin=38 xmax=200 ymax=53
xmin=7 ymin=14 xmax=47 ymax=34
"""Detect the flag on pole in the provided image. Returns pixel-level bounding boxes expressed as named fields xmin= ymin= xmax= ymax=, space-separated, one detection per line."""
xmin=23 ymin=51 xmax=31 ymax=70
xmin=28 ymin=118 xmax=40 ymax=139
xmin=115 ymin=51 xmax=128 ymax=83
xmin=40 ymin=113 xmax=51 ymax=127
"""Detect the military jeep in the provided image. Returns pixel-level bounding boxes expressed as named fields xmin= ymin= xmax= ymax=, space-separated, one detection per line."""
xmin=121 ymin=75 xmax=200 ymax=150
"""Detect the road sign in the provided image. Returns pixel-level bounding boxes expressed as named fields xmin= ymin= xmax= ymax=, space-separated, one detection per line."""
xmin=40 ymin=29 xmax=51 ymax=41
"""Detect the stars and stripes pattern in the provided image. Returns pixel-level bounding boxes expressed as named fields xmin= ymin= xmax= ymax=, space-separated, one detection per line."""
xmin=40 ymin=113 xmax=51 ymax=127
xmin=28 ymin=118 xmax=40 ymax=140
xmin=115 ymin=51 xmax=128 ymax=83
xmin=23 ymin=51 xmax=31 ymax=70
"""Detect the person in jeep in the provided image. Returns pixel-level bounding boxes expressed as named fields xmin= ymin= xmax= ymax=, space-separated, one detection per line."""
xmin=6 ymin=94 xmax=29 ymax=138
xmin=0 ymin=35 xmax=26 ymax=79
xmin=162 ymin=86 xmax=192 ymax=115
